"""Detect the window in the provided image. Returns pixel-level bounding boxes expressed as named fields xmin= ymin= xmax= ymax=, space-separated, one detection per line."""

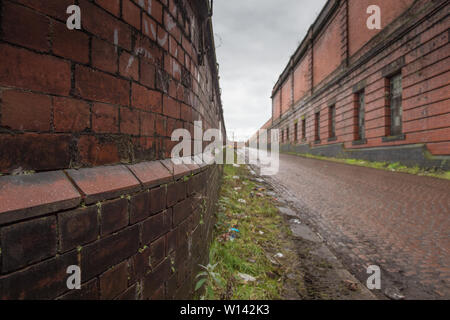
xmin=294 ymin=122 xmax=298 ymax=142
xmin=328 ymin=105 xmax=336 ymax=139
xmin=286 ymin=127 xmax=290 ymax=142
xmin=281 ymin=129 xmax=284 ymax=143
xmin=357 ymin=92 xmax=365 ymax=140
xmin=389 ymin=74 xmax=403 ymax=136
xmin=315 ymin=112 xmax=320 ymax=142
xmin=302 ymin=118 xmax=306 ymax=140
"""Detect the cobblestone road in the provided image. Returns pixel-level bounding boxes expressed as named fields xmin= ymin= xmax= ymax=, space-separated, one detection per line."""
xmin=264 ymin=153 xmax=450 ymax=299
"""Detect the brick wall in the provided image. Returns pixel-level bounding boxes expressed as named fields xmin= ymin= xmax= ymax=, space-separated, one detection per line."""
xmin=0 ymin=160 xmax=222 ymax=299
xmin=262 ymin=0 xmax=449 ymax=167
xmin=0 ymin=0 xmax=225 ymax=299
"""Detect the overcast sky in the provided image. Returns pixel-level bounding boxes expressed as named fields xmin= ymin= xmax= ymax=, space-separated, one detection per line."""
xmin=212 ymin=0 xmax=327 ymax=141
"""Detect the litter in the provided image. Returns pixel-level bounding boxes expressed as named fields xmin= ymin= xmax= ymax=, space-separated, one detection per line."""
xmin=238 ymin=199 xmax=247 ymax=204
xmin=237 ymin=273 xmax=256 ymax=283
xmin=291 ymin=219 xmax=301 ymax=225
xmin=274 ymin=253 xmax=284 ymax=259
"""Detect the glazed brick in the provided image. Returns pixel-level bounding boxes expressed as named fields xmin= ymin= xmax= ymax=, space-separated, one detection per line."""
xmin=1 ymin=89 xmax=52 ymax=131
xmin=150 ymin=236 xmax=166 ymax=267
xmin=92 ymin=103 xmax=119 ymax=133
xmin=130 ymin=191 xmax=150 ymax=224
xmin=149 ymin=186 xmax=167 ymax=214
xmin=77 ymin=135 xmax=121 ymax=166
xmin=166 ymin=181 xmax=186 ymax=207
xmin=0 ymin=171 xmax=80 ymax=225
xmin=172 ymin=198 xmax=192 ymax=226
xmin=81 ymin=225 xmax=139 ymax=280
xmin=116 ymin=284 xmax=138 ymax=300
xmin=66 ymin=165 xmax=140 ymax=204
xmin=131 ymin=246 xmax=152 ymax=280
xmin=128 ymin=160 xmax=172 ymax=188
xmin=59 ymin=206 xmax=99 ymax=253
xmin=142 ymin=258 xmax=171 ymax=299
xmin=1 ymin=1 xmax=50 ymax=52
xmin=75 ymin=65 xmax=130 ymax=106
xmin=0 ymin=44 xmax=71 ymax=96
xmin=1 ymin=216 xmax=57 ymax=273
xmin=99 ymin=260 xmax=129 ymax=299
xmin=0 ymin=250 xmax=78 ymax=300
xmin=58 ymin=279 xmax=99 ymax=300
xmin=100 ymin=198 xmax=129 ymax=236
xmin=142 ymin=209 xmax=171 ymax=244
xmin=53 ymin=97 xmax=91 ymax=133
xmin=161 ymin=159 xmax=191 ymax=180
xmin=52 ymin=20 xmax=89 ymax=63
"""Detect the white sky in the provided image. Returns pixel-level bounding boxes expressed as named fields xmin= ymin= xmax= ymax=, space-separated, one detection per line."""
xmin=212 ymin=0 xmax=328 ymax=141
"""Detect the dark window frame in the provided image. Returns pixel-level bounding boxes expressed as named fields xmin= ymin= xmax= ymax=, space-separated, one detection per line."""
xmin=314 ymin=111 xmax=320 ymax=142
xmin=328 ymin=105 xmax=336 ymax=140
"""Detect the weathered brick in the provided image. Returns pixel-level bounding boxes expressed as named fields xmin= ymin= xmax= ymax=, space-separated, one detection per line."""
xmin=2 ymin=1 xmax=50 ymax=52
xmin=166 ymin=181 xmax=186 ymax=207
xmin=116 ymin=283 xmax=138 ymax=300
xmin=142 ymin=258 xmax=171 ymax=299
xmin=150 ymin=236 xmax=166 ymax=267
xmin=53 ymin=97 xmax=91 ymax=133
xmin=81 ymin=225 xmax=139 ymax=280
xmin=0 ymin=133 xmax=71 ymax=173
xmin=101 ymin=198 xmax=129 ymax=236
xmin=92 ymin=37 xmax=118 ymax=74
xmin=142 ymin=209 xmax=171 ymax=244
xmin=66 ymin=165 xmax=140 ymax=204
xmin=0 ymin=250 xmax=78 ymax=300
xmin=130 ymin=191 xmax=150 ymax=224
xmin=1 ymin=89 xmax=52 ymax=132
xmin=58 ymin=279 xmax=99 ymax=300
xmin=0 ymin=170 xmax=80 ymax=225
xmin=120 ymin=107 xmax=140 ymax=135
xmin=92 ymin=103 xmax=119 ymax=133
xmin=149 ymin=186 xmax=167 ymax=214
xmin=77 ymin=135 xmax=121 ymax=166
xmin=140 ymin=60 xmax=156 ymax=88
xmin=141 ymin=112 xmax=155 ymax=136
xmin=131 ymin=83 xmax=163 ymax=112
xmin=1 ymin=216 xmax=57 ymax=272
xmin=0 ymin=44 xmax=71 ymax=95
xmin=59 ymin=206 xmax=99 ymax=253
xmin=95 ymin=0 xmax=121 ymax=16
xmin=172 ymin=198 xmax=192 ymax=226
xmin=52 ymin=21 xmax=89 ymax=63
xmin=99 ymin=260 xmax=129 ymax=299
xmin=123 ymin=0 xmax=141 ymax=30
xmin=128 ymin=160 xmax=172 ymax=188
xmin=79 ymin=0 xmax=131 ymax=50
xmin=119 ymin=51 xmax=139 ymax=80
xmin=75 ymin=65 xmax=130 ymax=106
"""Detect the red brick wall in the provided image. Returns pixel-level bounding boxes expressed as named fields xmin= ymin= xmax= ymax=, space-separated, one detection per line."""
xmin=0 ymin=0 xmax=225 ymax=173
xmin=268 ymin=0 xmax=450 ymax=159
xmin=313 ymin=9 xmax=342 ymax=87
xmin=348 ymin=0 xmax=414 ymax=57
xmin=280 ymin=75 xmax=293 ymax=115
xmin=0 ymin=160 xmax=222 ymax=299
xmin=293 ymin=52 xmax=311 ymax=104
xmin=273 ymin=90 xmax=281 ymax=120
xmin=0 ymin=0 xmax=225 ymax=300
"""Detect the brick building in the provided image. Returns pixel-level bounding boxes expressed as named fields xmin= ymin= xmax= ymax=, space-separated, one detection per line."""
xmin=0 ymin=0 xmax=225 ymax=299
xmin=253 ymin=0 xmax=449 ymax=169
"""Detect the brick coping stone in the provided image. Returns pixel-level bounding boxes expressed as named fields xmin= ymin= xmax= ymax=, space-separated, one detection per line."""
xmin=0 ymin=158 xmax=210 ymax=226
